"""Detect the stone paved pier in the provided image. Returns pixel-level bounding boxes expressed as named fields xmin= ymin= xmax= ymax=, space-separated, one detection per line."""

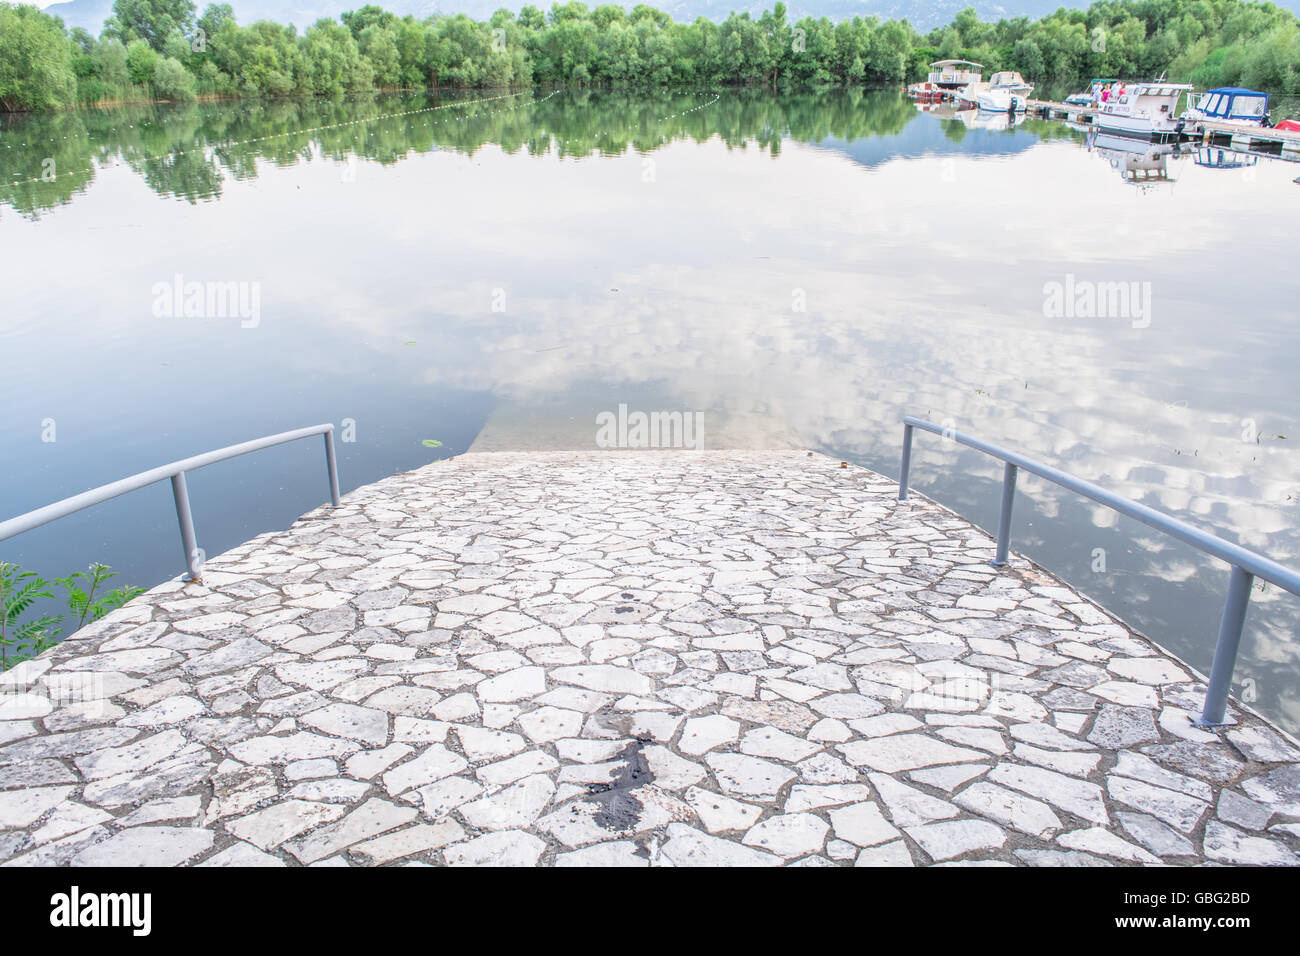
xmin=2 ymin=451 xmax=1299 ymax=867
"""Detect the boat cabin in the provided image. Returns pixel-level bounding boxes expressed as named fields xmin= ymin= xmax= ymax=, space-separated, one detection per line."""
xmin=927 ymin=60 xmax=983 ymax=90
xmin=988 ymin=71 xmax=1031 ymax=93
xmin=1190 ymin=88 xmax=1270 ymax=123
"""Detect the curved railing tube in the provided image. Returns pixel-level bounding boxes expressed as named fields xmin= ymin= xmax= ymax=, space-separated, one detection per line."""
xmin=0 ymin=424 xmax=341 ymax=582
xmin=897 ymin=416 xmax=1300 ymax=729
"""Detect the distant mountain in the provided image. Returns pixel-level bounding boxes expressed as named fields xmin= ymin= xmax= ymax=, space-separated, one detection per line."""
xmin=32 ymin=0 xmax=1300 ymax=37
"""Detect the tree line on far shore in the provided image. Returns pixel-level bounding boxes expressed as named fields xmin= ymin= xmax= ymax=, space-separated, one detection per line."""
xmin=2 ymin=0 xmax=1298 ymax=113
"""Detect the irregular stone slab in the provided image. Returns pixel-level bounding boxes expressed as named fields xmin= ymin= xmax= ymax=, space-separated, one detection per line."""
xmin=72 ymin=826 xmax=214 ymax=866
xmin=1228 ymin=726 xmax=1300 ymax=764
xmin=1107 ymin=776 xmax=1208 ymax=833
xmin=657 ymin=823 xmax=781 ymax=866
xmin=0 ymin=786 xmax=74 ymax=828
xmin=443 ymin=830 xmax=546 ymax=866
xmin=868 ymin=774 xmax=959 ymax=827
xmin=953 ymin=782 xmax=1061 ymax=838
xmin=285 ymin=798 xmax=418 ymax=864
xmin=683 ymin=787 xmax=762 ymax=833
xmin=556 ymin=841 xmax=649 ymax=867
xmin=199 ymin=842 xmax=286 ymax=867
xmin=459 ymin=774 xmax=555 ymax=831
xmin=1087 ymin=704 xmax=1159 ymax=749
xmin=382 ymin=745 xmax=468 ymax=795
xmin=227 ymin=800 xmax=348 ymax=850
xmin=839 ymin=734 xmax=984 ymax=773
xmin=351 ymin=820 xmax=465 ymax=864
xmin=1202 ymin=821 xmax=1297 ymax=866
xmin=1057 ymin=827 xmax=1160 ymax=864
xmin=739 ymin=726 xmax=819 ymax=762
xmin=301 ymin=703 xmax=390 ymax=746
xmin=905 ymin=819 xmax=1006 ymax=862
xmin=829 ymin=802 xmax=901 ymax=847
xmin=987 ymin=763 xmax=1108 ymax=825
xmin=706 ymin=753 xmax=797 ymax=798
xmin=230 ymin=732 xmax=360 ymax=765
xmin=854 ymin=840 xmax=915 ymax=867
xmin=476 ymin=667 xmax=547 ymax=703
xmin=551 ymin=665 xmax=653 ymax=696
xmin=742 ymin=813 xmax=829 ymax=858
xmin=183 ymin=637 xmax=272 ymax=678
xmin=678 ymin=715 xmax=740 ymax=756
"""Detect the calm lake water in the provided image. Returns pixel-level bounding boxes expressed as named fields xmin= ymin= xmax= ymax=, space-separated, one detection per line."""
xmin=2 ymin=88 xmax=1299 ymax=733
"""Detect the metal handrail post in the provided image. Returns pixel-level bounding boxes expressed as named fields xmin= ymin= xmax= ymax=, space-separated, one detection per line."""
xmin=1197 ymin=565 xmax=1255 ymax=727
xmin=170 ymin=472 xmax=202 ymax=582
xmin=324 ymin=429 xmax=341 ymax=507
xmin=2 ymin=423 xmax=341 ymax=586
xmin=898 ymin=423 xmax=914 ymax=500
xmin=993 ymin=462 xmax=1018 ymax=567
xmin=897 ymin=415 xmax=1300 ymax=729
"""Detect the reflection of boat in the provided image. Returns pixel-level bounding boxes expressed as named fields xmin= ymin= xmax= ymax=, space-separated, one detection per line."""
xmin=959 ymin=108 xmax=1027 ymax=132
xmin=1182 ymin=87 xmax=1270 ymax=129
xmin=1095 ymin=82 xmax=1193 ymax=140
xmin=1066 ymin=78 xmax=1117 ymax=107
xmin=1091 ymin=133 xmax=1186 ymax=189
xmin=1194 ymin=146 xmax=1259 ymax=169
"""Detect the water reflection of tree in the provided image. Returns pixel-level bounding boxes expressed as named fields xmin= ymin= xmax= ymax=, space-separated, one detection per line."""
xmin=2 ymin=88 xmax=1035 ymax=217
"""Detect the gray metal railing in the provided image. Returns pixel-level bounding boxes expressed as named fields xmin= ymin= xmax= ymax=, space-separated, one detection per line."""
xmin=898 ymin=416 xmax=1300 ymax=729
xmin=0 ymin=424 xmax=341 ymax=582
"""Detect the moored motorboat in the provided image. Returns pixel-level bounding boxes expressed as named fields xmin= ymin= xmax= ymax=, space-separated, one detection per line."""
xmin=1093 ymin=82 xmax=1194 ymax=141
xmin=988 ymin=70 xmax=1034 ymax=98
xmin=973 ymin=86 xmax=1028 ymax=113
xmin=1181 ymin=87 xmax=1270 ymax=129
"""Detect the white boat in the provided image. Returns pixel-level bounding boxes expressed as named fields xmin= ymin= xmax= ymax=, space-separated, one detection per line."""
xmin=972 ymin=86 xmax=1028 ymax=113
xmin=1094 ymin=82 xmax=1194 ymax=140
xmin=926 ymin=59 xmax=983 ymax=90
xmin=988 ymin=70 xmax=1034 ymax=98
xmin=1181 ymin=87 xmax=1271 ymax=129
xmin=955 ymin=80 xmax=1026 ymax=112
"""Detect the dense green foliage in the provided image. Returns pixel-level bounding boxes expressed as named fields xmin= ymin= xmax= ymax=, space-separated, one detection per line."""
xmin=0 ymin=4 xmax=78 ymax=111
xmin=0 ymin=561 xmax=143 ymax=669
xmin=1 ymin=0 xmax=1298 ymax=111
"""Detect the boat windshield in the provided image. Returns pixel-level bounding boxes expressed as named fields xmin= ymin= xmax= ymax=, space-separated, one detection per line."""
xmin=1231 ymin=95 xmax=1267 ymax=117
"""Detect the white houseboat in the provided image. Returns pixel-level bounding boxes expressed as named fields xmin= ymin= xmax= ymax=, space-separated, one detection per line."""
xmin=927 ymin=60 xmax=983 ymax=90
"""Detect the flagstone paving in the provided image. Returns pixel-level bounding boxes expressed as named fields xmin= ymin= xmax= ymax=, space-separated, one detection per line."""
xmin=2 ymin=450 xmax=1299 ymax=867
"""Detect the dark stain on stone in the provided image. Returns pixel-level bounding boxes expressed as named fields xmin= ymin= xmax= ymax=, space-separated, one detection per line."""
xmin=588 ymin=739 xmax=654 ymax=831
xmin=620 ymin=592 xmax=635 ymax=599
xmin=615 ymin=605 xmax=634 ymax=614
